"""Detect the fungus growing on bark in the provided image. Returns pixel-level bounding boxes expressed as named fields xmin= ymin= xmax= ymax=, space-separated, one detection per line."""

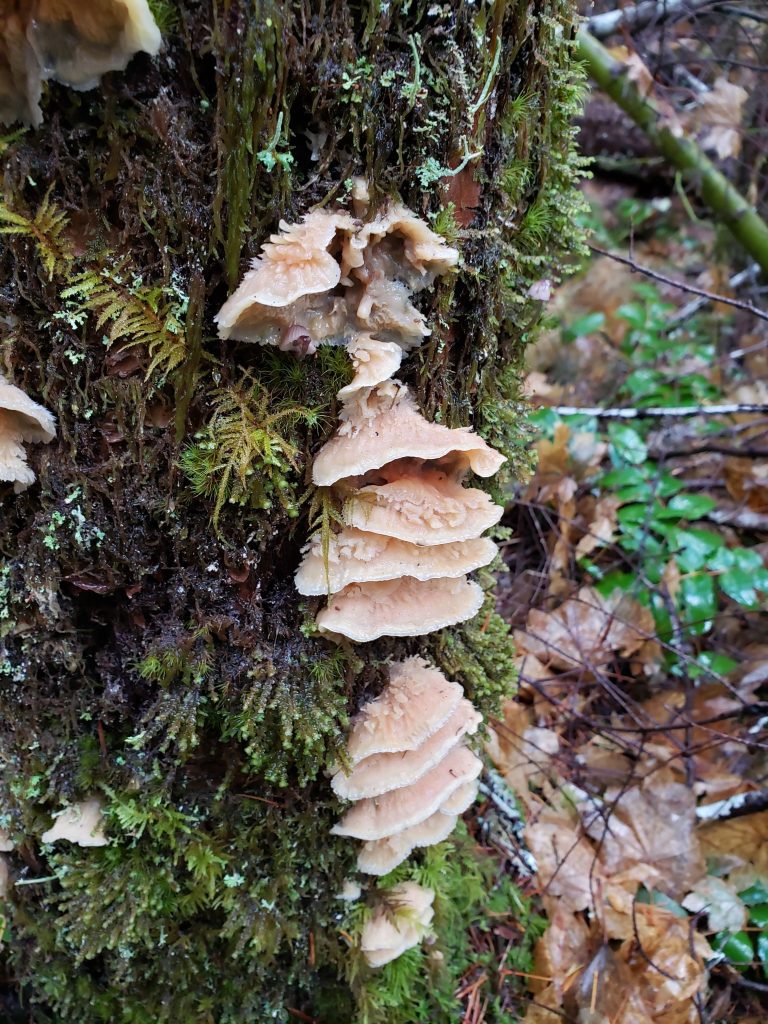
xmin=356 ymin=811 xmax=459 ymax=877
xmin=316 ymin=575 xmax=484 ymax=642
xmin=331 ymin=699 xmax=481 ymax=800
xmin=312 ymin=387 xmax=505 ymax=487
xmin=360 ymin=881 xmax=435 ymax=968
xmin=345 ymin=657 xmax=464 ymax=764
xmin=41 ymin=798 xmax=108 ymax=847
xmin=0 ymin=376 xmax=56 ymax=492
xmin=215 ymin=211 xmax=357 ymax=345
xmin=343 ymin=465 xmax=504 ymax=546
xmin=331 ymin=744 xmax=482 ymax=841
xmin=331 ymin=660 xmax=483 ymax=876
xmin=440 ymin=780 xmax=479 ymax=815
xmin=0 ymin=0 xmax=161 ymax=127
xmin=337 ymin=334 xmax=402 ymax=399
xmin=0 ymin=828 xmax=13 ymax=852
xmin=295 ymin=529 xmax=497 ymax=596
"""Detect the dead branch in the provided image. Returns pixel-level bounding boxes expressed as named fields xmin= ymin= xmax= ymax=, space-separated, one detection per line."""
xmin=588 ymin=243 xmax=768 ymax=322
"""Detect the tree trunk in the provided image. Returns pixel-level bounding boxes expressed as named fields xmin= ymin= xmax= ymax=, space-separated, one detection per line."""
xmin=0 ymin=1 xmax=583 ymax=1020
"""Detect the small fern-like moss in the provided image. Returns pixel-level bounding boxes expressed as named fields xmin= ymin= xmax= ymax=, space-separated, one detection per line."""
xmin=0 ymin=188 xmax=73 ymax=279
xmin=61 ymin=265 xmax=188 ymax=381
xmin=181 ymin=374 xmax=323 ymax=530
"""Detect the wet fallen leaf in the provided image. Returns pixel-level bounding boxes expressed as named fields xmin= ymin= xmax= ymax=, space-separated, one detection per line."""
xmin=526 ymin=810 xmax=605 ymax=913
xmin=517 ymin=587 xmax=655 ymax=672
xmin=688 ymin=77 xmax=748 ymax=160
xmin=682 ymin=875 xmax=747 ymax=932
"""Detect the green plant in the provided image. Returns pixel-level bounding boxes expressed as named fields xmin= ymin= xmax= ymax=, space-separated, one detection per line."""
xmin=61 ymin=264 xmax=189 ymax=380
xmin=0 ymin=188 xmax=72 ymax=279
xmin=181 ymin=375 xmax=323 ymax=530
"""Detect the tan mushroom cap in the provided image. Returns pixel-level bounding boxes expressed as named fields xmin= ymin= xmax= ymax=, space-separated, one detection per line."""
xmin=312 ymin=388 xmax=505 ymax=486
xmin=331 ymin=745 xmax=482 ymax=840
xmin=346 ymin=657 xmax=464 ymax=765
xmin=41 ymin=798 xmax=108 ymax=848
xmin=316 ymin=575 xmax=484 ymax=642
xmin=360 ymin=881 xmax=435 ymax=967
xmin=357 ymin=810 xmax=459 ymax=876
xmin=440 ymin=779 xmax=479 ymax=816
xmin=357 ymin=204 xmax=459 ymax=276
xmin=0 ymin=377 xmax=57 ymax=491
xmin=215 ymin=211 xmax=356 ymax=339
xmin=350 ymin=277 xmax=429 ymax=349
xmin=295 ymin=528 xmax=497 ymax=596
xmin=337 ymin=334 xmax=403 ymax=400
xmin=27 ymin=0 xmax=161 ymax=91
xmin=344 ymin=468 xmax=503 ymax=547
xmin=332 ymin=699 xmax=481 ymax=800
xmin=0 ymin=827 xmax=13 ymax=853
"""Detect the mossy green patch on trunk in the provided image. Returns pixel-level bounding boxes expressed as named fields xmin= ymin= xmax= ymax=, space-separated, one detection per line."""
xmin=0 ymin=1 xmax=584 ymax=1019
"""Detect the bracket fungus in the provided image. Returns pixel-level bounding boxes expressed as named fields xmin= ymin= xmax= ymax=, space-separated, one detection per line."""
xmin=217 ymin=192 xmax=505 ymax=966
xmin=0 ymin=0 xmax=161 ymax=127
xmin=329 ymin=658 xmax=482 ymax=879
xmin=0 ymin=375 xmax=56 ymax=492
xmin=360 ymin=881 xmax=435 ymax=968
xmin=41 ymin=798 xmax=108 ymax=847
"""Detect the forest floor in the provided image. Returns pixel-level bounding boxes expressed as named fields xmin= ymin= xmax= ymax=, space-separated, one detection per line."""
xmin=462 ymin=176 xmax=768 ymax=1023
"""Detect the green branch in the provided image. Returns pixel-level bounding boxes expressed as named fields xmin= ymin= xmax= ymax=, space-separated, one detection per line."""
xmin=576 ymin=28 xmax=768 ymax=277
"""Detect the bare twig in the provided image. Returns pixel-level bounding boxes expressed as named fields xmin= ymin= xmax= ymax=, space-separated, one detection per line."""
xmin=587 ymin=0 xmax=724 ymax=39
xmin=549 ymin=403 xmax=768 ymax=418
xmin=697 ymin=788 xmax=768 ymax=822
xmin=588 ymin=243 xmax=768 ymax=322
xmin=668 ymin=263 xmax=762 ymax=326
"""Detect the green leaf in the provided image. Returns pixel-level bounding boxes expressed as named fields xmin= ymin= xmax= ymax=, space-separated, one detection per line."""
xmin=601 ymin=467 xmax=647 ymax=488
xmin=689 ymin=651 xmax=738 ymax=680
xmin=594 ymin=571 xmax=635 ymax=598
xmin=713 ymin=930 xmax=754 ymax=970
xmin=757 ymin=933 xmax=768 ymax=979
xmin=748 ymin=904 xmax=768 ymax=928
xmin=680 ymin=573 xmax=716 ymax=636
xmin=635 ymin=887 xmax=688 ymax=918
xmin=718 ymin=568 xmax=761 ymax=609
xmin=608 ymin=424 xmax=648 ymax=466
xmin=564 ymin=311 xmax=605 ymax=341
xmin=739 ymin=882 xmax=768 ymax=906
xmin=671 ymin=528 xmax=724 ymax=572
xmin=657 ymin=494 xmax=717 ymax=520
xmin=616 ymin=301 xmax=647 ymax=329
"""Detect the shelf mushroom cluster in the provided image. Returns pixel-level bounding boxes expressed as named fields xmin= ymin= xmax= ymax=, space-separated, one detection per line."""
xmin=330 ymin=657 xmax=483 ymax=877
xmin=1 ymin=0 xmax=161 ymax=127
xmin=359 ymin=881 xmax=435 ymax=968
xmin=216 ymin=187 xmax=505 ymax=967
xmin=216 ymin=182 xmax=505 ymax=642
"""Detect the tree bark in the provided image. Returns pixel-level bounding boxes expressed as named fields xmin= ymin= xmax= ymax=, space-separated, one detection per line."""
xmin=0 ymin=1 xmax=582 ymax=1020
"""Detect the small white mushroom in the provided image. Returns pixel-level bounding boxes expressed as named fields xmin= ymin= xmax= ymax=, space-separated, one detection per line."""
xmin=360 ymin=882 xmax=435 ymax=967
xmin=0 ymin=375 xmax=56 ymax=492
xmin=41 ymin=798 xmax=108 ymax=847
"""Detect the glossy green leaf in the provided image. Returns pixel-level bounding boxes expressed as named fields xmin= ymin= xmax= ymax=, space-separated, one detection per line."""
xmin=713 ymin=930 xmax=754 ymax=969
xmin=658 ymin=494 xmax=717 ymax=520
xmin=748 ymin=904 xmax=768 ymax=928
xmin=740 ymin=882 xmax=768 ymax=906
xmin=608 ymin=424 xmax=648 ymax=466
xmin=680 ymin=573 xmax=716 ymax=635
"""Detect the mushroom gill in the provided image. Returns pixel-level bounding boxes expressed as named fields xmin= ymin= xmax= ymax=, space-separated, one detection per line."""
xmin=0 ymin=375 xmax=57 ymax=492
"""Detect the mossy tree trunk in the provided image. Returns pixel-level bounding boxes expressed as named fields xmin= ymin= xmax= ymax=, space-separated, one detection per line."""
xmin=0 ymin=2 xmax=583 ymax=1021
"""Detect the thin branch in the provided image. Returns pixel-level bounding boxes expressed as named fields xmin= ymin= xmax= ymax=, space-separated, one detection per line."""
xmin=668 ymin=262 xmax=762 ymax=326
xmin=697 ymin=788 xmax=768 ymax=822
xmin=549 ymin=403 xmax=768 ymax=418
xmin=588 ymin=243 xmax=768 ymax=322
xmin=576 ymin=30 xmax=768 ymax=275
xmin=587 ymin=0 xmax=724 ymax=39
